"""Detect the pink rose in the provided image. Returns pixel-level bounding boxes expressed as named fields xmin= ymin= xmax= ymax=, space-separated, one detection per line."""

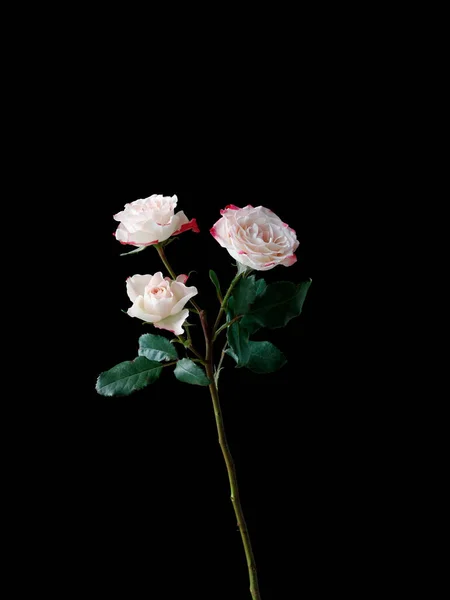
xmin=114 ymin=194 xmax=199 ymax=247
xmin=210 ymin=205 xmax=299 ymax=271
xmin=126 ymin=272 xmax=198 ymax=335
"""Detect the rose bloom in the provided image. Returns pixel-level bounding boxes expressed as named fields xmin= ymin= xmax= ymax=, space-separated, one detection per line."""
xmin=210 ymin=204 xmax=299 ymax=271
xmin=114 ymin=194 xmax=199 ymax=246
xmin=126 ymin=272 xmax=198 ymax=335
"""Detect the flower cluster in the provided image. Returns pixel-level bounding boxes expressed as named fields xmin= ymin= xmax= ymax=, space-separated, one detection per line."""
xmin=113 ymin=195 xmax=300 ymax=334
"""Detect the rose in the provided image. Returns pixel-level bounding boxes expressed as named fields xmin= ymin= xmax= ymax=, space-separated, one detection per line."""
xmin=126 ymin=272 xmax=198 ymax=335
xmin=114 ymin=194 xmax=199 ymax=247
xmin=210 ymin=204 xmax=299 ymax=271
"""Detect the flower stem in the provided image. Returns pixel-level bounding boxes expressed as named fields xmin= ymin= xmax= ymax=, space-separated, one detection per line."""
xmin=213 ymin=315 xmax=241 ymax=342
xmin=199 ymin=310 xmax=261 ymax=600
xmin=155 ymin=243 xmax=202 ymax=313
xmin=214 ymin=340 xmax=228 ymax=387
xmin=155 ymin=243 xmax=178 ymax=279
xmin=212 ymin=271 xmax=244 ymax=337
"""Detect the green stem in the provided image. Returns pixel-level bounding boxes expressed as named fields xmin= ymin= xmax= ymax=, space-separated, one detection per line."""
xmin=212 ymin=271 xmax=244 ymax=337
xmin=199 ymin=310 xmax=261 ymax=600
xmin=213 ymin=315 xmax=241 ymax=342
xmin=155 ymin=243 xmax=177 ymax=279
xmin=214 ymin=340 xmax=228 ymax=388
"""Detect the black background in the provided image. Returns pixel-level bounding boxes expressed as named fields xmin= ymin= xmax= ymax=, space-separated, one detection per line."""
xmin=47 ymin=183 xmax=315 ymax=598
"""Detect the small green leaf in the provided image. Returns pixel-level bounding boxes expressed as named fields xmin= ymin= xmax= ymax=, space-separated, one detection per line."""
xmin=209 ymin=269 xmax=222 ymax=299
xmin=224 ymin=347 xmax=239 ymax=363
xmin=241 ymin=279 xmax=311 ymax=333
xmin=231 ymin=275 xmax=257 ymax=315
xmin=246 ymin=341 xmax=287 ymax=373
xmin=227 ymin=322 xmax=250 ymax=367
xmin=119 ymin=245 xmax=148 ymax=257
xmin=161 ymin=237 xmax=180 ymax=248
xmin=96 ymin=357 xmax=163 ymax=396
xmin=138 ymin=334 xmax=179 ymax=362
xmin=174 ymin=358 xmax=210 ymax=386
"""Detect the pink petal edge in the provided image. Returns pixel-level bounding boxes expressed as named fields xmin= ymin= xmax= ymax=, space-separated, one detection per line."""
xmin=118 ymin=239 xmax=159 ymax=246
xmin=283 ymin=254 xmax=298 ymax=266
xmin=220 ymin=204 xmax=244 ymax=215
xmin=172 ymin=218 xmax=200 ymax=236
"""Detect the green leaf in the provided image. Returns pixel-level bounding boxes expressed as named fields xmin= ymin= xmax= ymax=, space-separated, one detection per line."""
xmin=209 ymin=269 xmax=222 ymax=298
xmin=138 ymin=334 xmax=179 ymax=362
xmin=227 ymin=322 xmax=250 ymax=367
xmin=246 ymin=341 xmax=287 ymax=373
xmin=226 ymin=296 xmax=236 ymax=321
xmin=231 ymin=275 xmax=257 ymax=315
xmin=224 ymin=347 xmax=239 ymax=363
xmin=241 ymin=279 xmax=311 ymax=333
xmin=174 ymin=358 xmax=211 ymax=386
xmin=255 ymin=277 xmax=267 ymax=297
xmin=96 ymin=357 xmax=163 ymax=396
xmin=119 ymin=245 xmax=148 ymax=257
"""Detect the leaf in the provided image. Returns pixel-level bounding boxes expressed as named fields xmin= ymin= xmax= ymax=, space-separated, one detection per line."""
xmin=246 ymin=341 xmax=287 ymax=373
xmin=255 ymin=277 xmax=267 ymax=297
xmin=138 ymin=333 xmax=179 ymax=362
xmin=231 ymin=275 xmax=257 ymax=315
xmin=227 ymin=322 xmax=250 ymax=367
xmin=226 ymin=296 xmax=236 ymax=321
xmin=174 ymin=358 xmax=211 ymax=386
xmin=224 ymin=347 xmax=239 ymax=363
xmin=119 ymin=245 xmax=148 ymax=257
xmin=241 ymin=279 xmax=311 ymax=333
xmin=161 ymin=236 xmax=179 ymax=248
xmin=96 ymin=357 xmax=163 ymax=396
xmin=209 ymin=269 xmax=222 ymax=299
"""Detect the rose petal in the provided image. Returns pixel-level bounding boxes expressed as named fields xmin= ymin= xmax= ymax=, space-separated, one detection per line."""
xmin=210 ymin=217 xmax=228 ymax=247
xmin=148 ymin=272 xmax=165 ymax=287
xmin=170 ymin=284 xmax=198 ymax=315
xmin=171 ymin=211 xmax=200 ymax=235
xmin=127 ymin=297 xmax=160 ymax=323
xmin=281 ymin=254 xmax=297 ymax=267
xmin=176 ymin=274 xmax=189 ymax=284
xmin=115 ymin=223 xmax=159 ymax=246
xmin=144 ymin=295 xmax=175 ymax=318
xmin=126 ymin=275 xmax=153 ymax=302
xmin=154 ymin=309 xmax=189 ymax=335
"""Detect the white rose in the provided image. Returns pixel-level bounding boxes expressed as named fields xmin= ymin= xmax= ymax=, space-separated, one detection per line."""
xmin=114 ymin=194 xmax=199 ymax=247
xmin=210 ymin=204 xmax=299 ymax=271
xmin=126 ymin=272 xmax=198 ymax=335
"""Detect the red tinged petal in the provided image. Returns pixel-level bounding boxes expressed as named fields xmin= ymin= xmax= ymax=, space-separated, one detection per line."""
xmin=282 ymin=254 xmax=298 ymax=266
xmin=220 ymin=204 xmax=242 ymax=215
xmin=210 ymin=225 xmax=218 ymax=238
xmin=172 ymin=218 xmax=200 ymax=236
xmin=282 ymin=222 xmax=297 ymax=235
xmin=120 ymin=239 xmax=158 ymax=246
